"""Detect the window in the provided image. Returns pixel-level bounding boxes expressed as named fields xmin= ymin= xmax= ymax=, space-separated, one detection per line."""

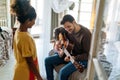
xmin=30 ymin=0 xmax=44 ymax=36
xmin=66 ymin=0 xmax=93 ymax=28
xmin=0 ymin=0 xmax=11 ymax=27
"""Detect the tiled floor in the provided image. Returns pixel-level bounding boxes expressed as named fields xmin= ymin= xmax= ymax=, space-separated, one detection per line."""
xmin=0 ymin=52 xmax=15 ymax=80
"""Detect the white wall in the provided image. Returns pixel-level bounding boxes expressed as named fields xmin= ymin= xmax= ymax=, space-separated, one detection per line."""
xmin=39 ymin=0 xmax=53 ymax=78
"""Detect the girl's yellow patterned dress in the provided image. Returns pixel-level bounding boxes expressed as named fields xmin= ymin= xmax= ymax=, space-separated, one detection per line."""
xmin=13 ymin=30 xmax=39 ymax=80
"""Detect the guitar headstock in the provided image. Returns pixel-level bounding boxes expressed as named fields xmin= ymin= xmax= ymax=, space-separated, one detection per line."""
xmin=73 ymin=61 xmax=84 ymax=73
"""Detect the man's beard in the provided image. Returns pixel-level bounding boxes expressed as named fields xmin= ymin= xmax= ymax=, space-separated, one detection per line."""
xmin=71 ymin=25 xmax=76 ymax=34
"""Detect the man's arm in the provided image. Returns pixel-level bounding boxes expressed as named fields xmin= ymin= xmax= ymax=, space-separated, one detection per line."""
xmin=75 ymin=54 xmax=89 ymax=61
xmin=75 ymin=34 xmax=91 ymax=61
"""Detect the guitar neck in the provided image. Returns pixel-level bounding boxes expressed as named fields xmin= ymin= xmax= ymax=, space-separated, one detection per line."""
xmin=63 ymin=48 xmax=75 ymax=63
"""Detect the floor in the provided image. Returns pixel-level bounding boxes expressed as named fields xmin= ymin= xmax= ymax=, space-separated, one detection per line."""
xmin=0 ymin=52 xmax=15 ymax=80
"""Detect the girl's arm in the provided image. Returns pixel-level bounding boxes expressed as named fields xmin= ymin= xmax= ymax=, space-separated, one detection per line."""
xmin=25 ymin=57 xmax=43 ymax=80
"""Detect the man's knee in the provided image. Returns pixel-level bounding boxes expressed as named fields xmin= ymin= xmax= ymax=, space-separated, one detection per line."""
xmin=45 ymin=56 xmax=55 ymax=65
xmin=45 ymin=57 xmax=51 ymax=65
xmin=59 ymin=68 xmax=68 ymax=80
xmin=59 ymin=67 xmax=66 ymax=77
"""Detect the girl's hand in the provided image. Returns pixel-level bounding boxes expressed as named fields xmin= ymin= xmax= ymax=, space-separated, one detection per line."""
xmin=36 ymin=76 xmax=43 ymax=80
xmin=54 ymin=41 xmax=62 ymax=51
xmin=58 ymin=48 xmax=64 ymax=57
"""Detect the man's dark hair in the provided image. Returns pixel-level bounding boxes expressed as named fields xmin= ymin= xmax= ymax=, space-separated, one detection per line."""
xmin=61 ymin=14 xmax=75 ymax=25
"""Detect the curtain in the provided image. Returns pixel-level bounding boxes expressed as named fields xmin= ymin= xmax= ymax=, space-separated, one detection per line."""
xmin=103 ymin=0 xmax=120 ymax=79
xmin=50 ymin=10 xmax=58 ymax=40
xmin=106 ymin=0 xmax=120 ymax=42
xmin=51 ymin=0 xmax=73 ymax=13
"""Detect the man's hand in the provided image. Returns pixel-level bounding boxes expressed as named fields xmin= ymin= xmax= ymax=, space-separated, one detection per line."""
xmin=64 ymin=56 xmax=75 ymax=62
xmin=64 ymin=56 xmax=70 ymax=62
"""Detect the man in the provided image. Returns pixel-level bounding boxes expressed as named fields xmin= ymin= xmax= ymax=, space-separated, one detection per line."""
xmin=45 ymin=14 xmax=91 ymax=80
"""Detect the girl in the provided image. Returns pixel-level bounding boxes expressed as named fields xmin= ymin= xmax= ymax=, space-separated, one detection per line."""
xmin=10 ymin=0 xmax=42 ymax=80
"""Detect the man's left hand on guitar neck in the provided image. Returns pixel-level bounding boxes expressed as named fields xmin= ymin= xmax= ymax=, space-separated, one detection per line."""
xmin=64 ymin=56 xmax=75 ymax=62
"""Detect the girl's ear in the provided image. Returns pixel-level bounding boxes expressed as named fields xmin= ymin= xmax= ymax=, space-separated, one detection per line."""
xmin=72 ymin=20 xmax=76 ymax=24
xmin=25 ymin=19 xmax=30 ymax=24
